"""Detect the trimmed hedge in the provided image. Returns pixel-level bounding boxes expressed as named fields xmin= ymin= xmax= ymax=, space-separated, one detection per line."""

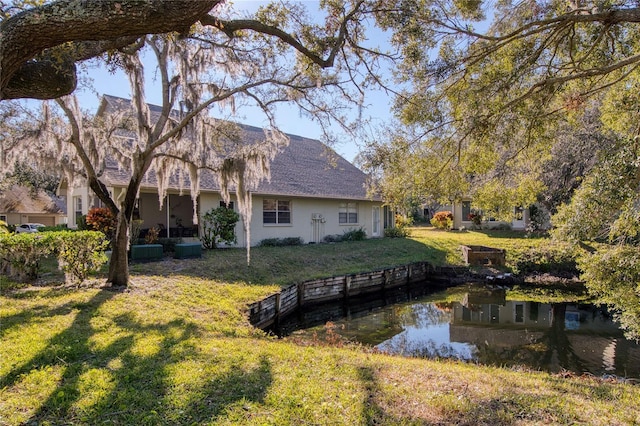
xmin=259 ymin=237 xmax=304 ymax=247
xmin=0 ymin=231 xmax=108 ymax=285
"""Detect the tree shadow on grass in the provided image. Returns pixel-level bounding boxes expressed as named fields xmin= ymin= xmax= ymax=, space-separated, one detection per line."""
xmin=177 ymin=355 xmax=272 ymax=424
xmin=0 ymin=298 xmax=89 ymax=340
xmin=357 ymin=365 xmax=522 ymax=425
xmin=0 ymin=290 xmax=117 ymax=391
xmin=1 ymin=289 xmax=273 ymax=425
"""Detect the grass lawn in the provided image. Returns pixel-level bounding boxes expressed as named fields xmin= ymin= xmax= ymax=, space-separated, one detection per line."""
xmin=1 ymin=227 xmax=638 ymax=425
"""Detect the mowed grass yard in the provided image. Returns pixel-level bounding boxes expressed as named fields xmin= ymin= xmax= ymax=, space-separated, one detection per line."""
xmin=1 ymin=227 xmax=639 ymax=425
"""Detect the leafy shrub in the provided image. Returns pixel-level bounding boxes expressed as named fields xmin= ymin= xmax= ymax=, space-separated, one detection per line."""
xmin=384 ymin=226 xmax=409 ymax=238
xmin=40 ymin=224 xmax=69 ymax=232
xmin=145 ymin=226 xmax=160 ymax=244
xmin=579 ymin=245 xmax=640 ymax=340
xmin=0 ymin=220 xmax=8 ymax=234
xmin=76 ymin=214 xmax=89 ymax=231
xmin=157 ymin=238 xmax=180 ymax=253
xmin=526 ymin=204 xmax=550 ymax=235
xmin=56 ymin=231 xmax=109 ymax=285
xmin=468 ymin=212 xmax=483 ymax=227
xmin=508 ymin=242 xmax=579 ymax=275
xmin=201 ymin=206 xmax=240 ymax=249
xmin=323 ymin=234 xmax=342 ymax=243
xmin=0 ymin=231 xmax=108 ymax=284
xmin=395 ymin=214 xmax=414 ymax=229
xmin=341 ymin=227 xmax=367 ymax=241
xmin=86 ymin=207 xmax=117 ymax=240
xmin=259 ymin=237 xmax=304 ymax=247
xmin=0 ymin=232 xmax=56 ymax=281
xmin=430 ymin=211 xmax=454 ymax=230
xmin=130 ymin=219 xmax=144 ymax=245
xmin=490 ymin=223 xmax=512 ymax=231
xmin=323 ymin=227 xmax=368 ymax=242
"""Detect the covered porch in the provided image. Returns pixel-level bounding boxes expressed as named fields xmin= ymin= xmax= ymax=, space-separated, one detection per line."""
xmin=135 ymin=192 xmax=199 ymax=239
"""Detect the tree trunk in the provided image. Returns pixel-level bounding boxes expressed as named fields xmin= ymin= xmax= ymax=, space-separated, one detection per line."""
xmin=107 ymin=211 xmax=130 ymax=287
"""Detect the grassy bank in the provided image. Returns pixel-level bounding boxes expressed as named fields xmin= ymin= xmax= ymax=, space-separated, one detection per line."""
xmin=1 ymin=228 xmax=637 ymax=425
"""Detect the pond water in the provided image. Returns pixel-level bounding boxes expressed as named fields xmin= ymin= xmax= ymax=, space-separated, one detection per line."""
xmin=275 ymin=284 xmax=640 ymax=380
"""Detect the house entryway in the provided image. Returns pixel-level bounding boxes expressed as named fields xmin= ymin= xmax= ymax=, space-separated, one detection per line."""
xmin=372 ymin=206 xmax=381 ymax=237
xmin=512 ymin=206 xmax=526 ymax=230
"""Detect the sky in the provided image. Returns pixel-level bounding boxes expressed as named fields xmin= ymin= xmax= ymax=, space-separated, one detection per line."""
xmin=73 ymin=0 xmax=397 ymax=163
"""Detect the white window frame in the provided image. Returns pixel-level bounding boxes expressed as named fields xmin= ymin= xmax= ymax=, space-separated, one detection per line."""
xmin=461 ymin=201 xmax=471 ymax=222
xmin=263 ymin=199 xmax=291 ymax=225
xmin=74 ymin=196 xmax=83 ymax=226
xmin=339 ymin=202 xmax=358 ymax=225
xmin=75 ymin=196 xmax=82 ymax=212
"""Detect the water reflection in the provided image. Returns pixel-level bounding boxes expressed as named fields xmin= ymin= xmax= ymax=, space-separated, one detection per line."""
xmin=278 ymin=284 xmax=640 ymax=379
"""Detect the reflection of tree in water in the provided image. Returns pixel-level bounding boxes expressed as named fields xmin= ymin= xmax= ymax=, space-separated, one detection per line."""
xmin=397 ymin=303 xmax=452 ymax=329
xmin=379 ymin=304 xmax=476 ymax=360
xmin=533 ymin=304 xmax=587 ymax=373
xmin=474 ymin=304 xmax=587 ymax=374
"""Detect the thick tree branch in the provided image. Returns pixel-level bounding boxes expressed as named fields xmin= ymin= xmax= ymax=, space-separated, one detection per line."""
xmin=0 ymin=0 xmax=221 ymax=100
xmin=199 ymin=0 xmax=365 ymax=69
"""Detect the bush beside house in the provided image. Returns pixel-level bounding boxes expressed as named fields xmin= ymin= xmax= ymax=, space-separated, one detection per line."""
xmin=431 ymin=211 xmax=454 ymax=230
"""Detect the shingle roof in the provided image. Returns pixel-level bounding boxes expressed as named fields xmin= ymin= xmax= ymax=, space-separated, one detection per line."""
xmin=100 ymin=95 xmax=376 ymax=201
xmin=0 ymin=184 xmax=66 ymax=215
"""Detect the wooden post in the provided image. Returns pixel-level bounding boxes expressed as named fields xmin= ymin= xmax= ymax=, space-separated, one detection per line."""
xmin=300 ymin=281 xmax=307 ymax=308
xmin=275 ymin=292 xmax=282 ymax=324
xmin=345 ymin=275 xmax=351 ymax=300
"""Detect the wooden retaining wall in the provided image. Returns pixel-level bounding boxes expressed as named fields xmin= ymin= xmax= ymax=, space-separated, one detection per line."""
xmin=248 ymin=261 xmax=448 ymax=329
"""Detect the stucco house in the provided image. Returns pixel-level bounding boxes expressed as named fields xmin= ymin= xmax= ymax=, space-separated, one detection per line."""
xmin=0 ymin=184 xmax=67 ymax=227
xmin=426 ymin=200 xmax=529 ymax=231
xmin=449 ymin=200 xmax=530 ymax=231
xmin=58 ymin=95 xmax=391 ymax=246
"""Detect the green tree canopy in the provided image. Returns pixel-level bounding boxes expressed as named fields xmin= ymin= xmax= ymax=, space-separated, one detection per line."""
xmin=365 ymin=0 xmax=640 ymax=214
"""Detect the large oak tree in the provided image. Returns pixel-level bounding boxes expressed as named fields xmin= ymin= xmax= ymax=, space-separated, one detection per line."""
xmin=0 ymin=0 xmax=395 ymax=287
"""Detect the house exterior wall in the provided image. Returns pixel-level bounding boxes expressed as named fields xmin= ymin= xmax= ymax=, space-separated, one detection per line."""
xmin=66 ymin=186 xmax=91 ymax=229
xmin=199 ymin=192 xmax=384 ymax=247
xmin=0 ymin=213 xmax=22 ymax=226
xmin=65 ymin=188 xmax=385 ymax=246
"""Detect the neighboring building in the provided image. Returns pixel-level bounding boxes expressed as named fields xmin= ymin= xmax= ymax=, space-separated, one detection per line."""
xmin=436 ymin=200 xmax=530 ymax=231
xmin=0 ymin=184 xmax=67 ymax=227
xmin=58 ymin=95 xmax=390 ymax=246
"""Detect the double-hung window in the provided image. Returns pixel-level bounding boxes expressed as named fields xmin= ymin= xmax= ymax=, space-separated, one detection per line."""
xmin=339 ymin=202 xmax=358 ymax=224
xmin=263 ymin=199 xmax=291 ymax=224
xmin=74 ymin=196 xmax=83 ymax=226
